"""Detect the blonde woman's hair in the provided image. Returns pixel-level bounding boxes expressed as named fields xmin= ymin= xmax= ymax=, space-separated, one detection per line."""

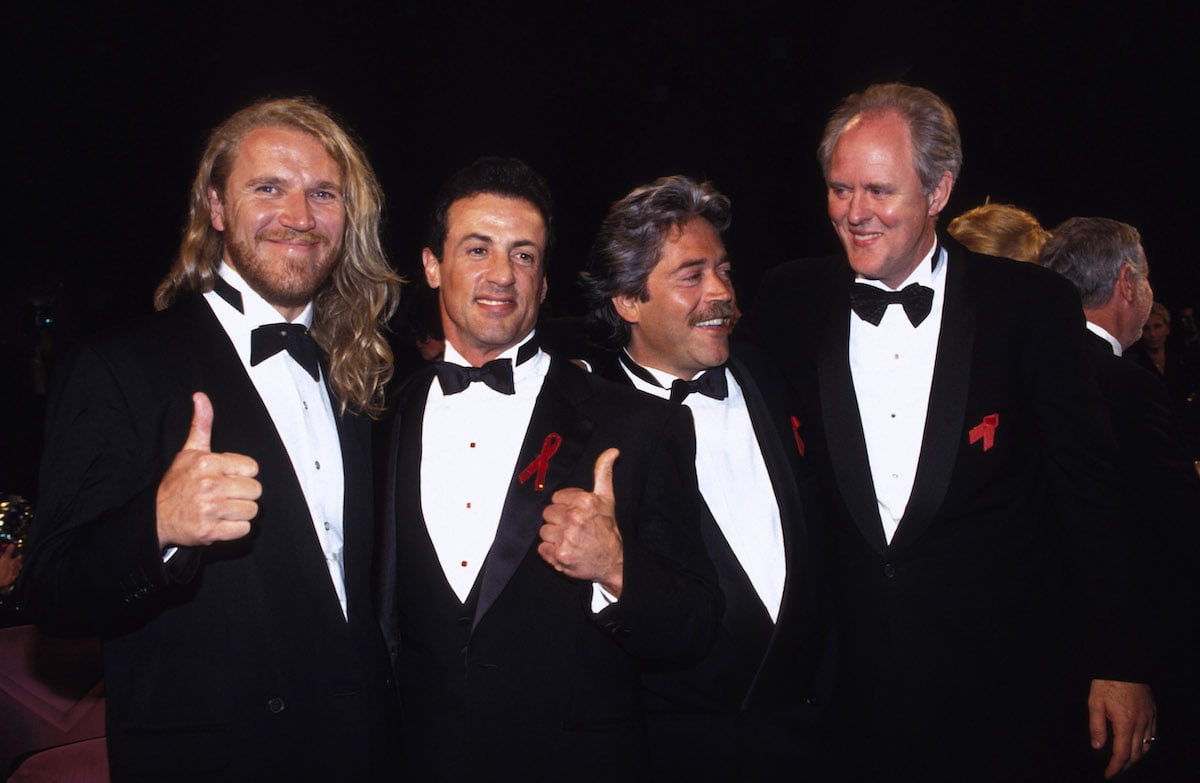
xmin=948 ymin=202 xmax=1051 ymax=264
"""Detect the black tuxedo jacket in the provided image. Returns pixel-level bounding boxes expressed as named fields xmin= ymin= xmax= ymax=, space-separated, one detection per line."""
xmin=1085 ymin=332 xmax=1200 ymax=555
xmin=378 ymin=356 xmax=721 ymax=781
xmin=746 ymin=237 xmax=1143 ymax=781
xmin=1086 ymin=332 xmax=1200 ymax=777
xmin=20 ymin=296 xmax=397 ymax=782
xmin=593 ymin=347 xmax=836 ymax=779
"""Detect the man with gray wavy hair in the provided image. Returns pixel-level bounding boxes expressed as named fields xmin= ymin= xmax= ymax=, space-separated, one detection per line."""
xmin=582 ymin=175 xmax=835 ymax=779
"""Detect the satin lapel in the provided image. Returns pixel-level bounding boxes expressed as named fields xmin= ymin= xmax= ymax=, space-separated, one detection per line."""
xmin=730 ymin=356 xmax=806 ymax=564
xmin=890 ymin=241 xmax=975 ymax=555
xmin=697 ymin=496 xmax=775 ymax=657
xmin=815 ymin=273 xmax=888 ymax=554
xmin=335 ymin=403 xmax=371 ymax=623
xmin=380 ymin=371 xmax=436 ymax=649
xmin=187 ymin=301 xmax=346 ymax=627
xmin=591 ymin=352 xmax=635 ymax=387
xmin=724 ymin=355 xmax=811 ymax=701
xmin=473 ymin=359 xmax=594 ymax=631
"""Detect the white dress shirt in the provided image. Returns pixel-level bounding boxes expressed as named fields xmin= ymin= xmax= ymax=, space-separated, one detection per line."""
xmin=849 ymin=244 xmax=947 ymax=544
xmin=203 ymin=263 xmax=348 ymax=618
xmin=622 ymin=357 xmax=786 ymax=621
xmin=421 ymin=336 xmax=550 ymax=603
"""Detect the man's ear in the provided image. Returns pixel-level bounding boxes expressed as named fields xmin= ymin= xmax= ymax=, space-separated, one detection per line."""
xmin=208 ymin=187 xmax=225 ymax=232
xmin=613 ymin=294 xmax=640 ymax=324
xmin=926 ymin=171 xmax=954 ymax=217
xmin=1117 ymin=263 xmax=1137 ymax=304
xmin=422 ymin=248 xmax=441 ymax=289
xmin=540 ymin=274 xmax=549 ymax=304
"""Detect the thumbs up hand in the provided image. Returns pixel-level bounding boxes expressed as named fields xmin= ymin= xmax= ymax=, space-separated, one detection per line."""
xmin=156 ymin=392 xmax=261 ymax=550
xmin=538 ymin=448 xmax=624 ymax=596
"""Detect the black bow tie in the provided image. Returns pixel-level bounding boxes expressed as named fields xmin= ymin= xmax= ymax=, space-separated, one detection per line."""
xmin=618 ymin=352 xmax=728 ymax=404
xmin=669 ymin=368 xmax=729 ymax=403
xmin=250 ymin=323 xmax=321 ymax=381
xmin=849 ymin=282 xmax=935 ymax=327
xmin=435 ymin=341 xmax=540 ymax=396
xmin=436 ymin=358 xmax=515 ymax=395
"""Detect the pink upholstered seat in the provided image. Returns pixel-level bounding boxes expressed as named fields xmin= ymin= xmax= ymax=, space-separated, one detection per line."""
xmin=0 ymin=625 xmax=106 ymax=780
xmin=8 ymin=738 xmax=108 ymax=782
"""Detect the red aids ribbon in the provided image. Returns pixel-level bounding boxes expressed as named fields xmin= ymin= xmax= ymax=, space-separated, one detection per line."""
xmin=791 ymin=416 xmax=806 ymax=456
xmin=519 ymin=433 xmax=563 ymax=491
xmin=968 ymin=413 xmax=999 ymax=452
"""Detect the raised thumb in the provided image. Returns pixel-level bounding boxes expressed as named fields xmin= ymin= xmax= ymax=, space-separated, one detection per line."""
xmin=592 ymin=448 xmax=619 ymax=499
xmin=183 ymin=391 xmax=214 ymax=452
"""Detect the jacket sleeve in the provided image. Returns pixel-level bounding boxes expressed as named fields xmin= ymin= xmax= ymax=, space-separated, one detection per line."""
xmin=18 ymin=341 xmax=199 ymax=637
xmin=592 ymin=402 xmax=722 ymax=664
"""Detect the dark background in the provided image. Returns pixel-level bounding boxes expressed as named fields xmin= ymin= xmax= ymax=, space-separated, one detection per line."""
xmin=8 ymin=2 xmax=1198 ymax=315
xmin=2 ymin=2 xmax=1196 ymax=495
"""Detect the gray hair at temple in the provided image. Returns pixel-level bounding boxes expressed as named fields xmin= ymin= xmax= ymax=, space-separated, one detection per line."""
xmin=818 ymin=83 xmax=963 ymax=195
xmin=581 ymin=175 xmax=732 ymax=348
xmin=1039 ymin=217 xmax=1146 ymax=308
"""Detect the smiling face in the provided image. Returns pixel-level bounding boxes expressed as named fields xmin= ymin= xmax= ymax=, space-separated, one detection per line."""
xmin=614 ymin=218 xmax=734 ymax=380
xmin=423 ymin=193 xmax=548 ymax=366
xmin=826 ymin=110 xmax=951 ymax=289
xmin=208 ymin=125 xmax=345 ymax=320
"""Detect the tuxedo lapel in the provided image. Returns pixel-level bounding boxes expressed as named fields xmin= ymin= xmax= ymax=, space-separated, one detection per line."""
xmin=335 ymin=404 xmax=371 ymax=622
xmin=188 ymin=301 xmax=348 ymax=628
xmin=729 ymin=355 xmax=819 ymax=705
xmin=731 ymin=356 xmax=806 ymax=562
xmin=816 ymin=272 xmax=888 ymax=554
xmin=697 ymin=497 xmax=775 ymax=652
xmin=473 ymin=359 xmax=594 ymax=630
xmin=890 ymin=241 xmax=975 ymax=554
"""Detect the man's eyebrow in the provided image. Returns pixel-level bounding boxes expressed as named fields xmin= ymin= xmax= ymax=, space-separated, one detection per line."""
xmin=246 ymin=176 xmax=285 ymax=187
xmin=668 ymin=257 xmax=727 ymax=275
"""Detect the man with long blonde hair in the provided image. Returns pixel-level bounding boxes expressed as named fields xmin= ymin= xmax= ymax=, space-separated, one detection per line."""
xmin=21 ymin=97 xmax=401 ymax=781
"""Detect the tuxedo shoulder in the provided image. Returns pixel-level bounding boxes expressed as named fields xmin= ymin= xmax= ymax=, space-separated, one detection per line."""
xmin=1094 ymin=346 xmax=1174 ymax=400
xmin=84 ymin=297 xmax=205 ymax=354
xmin=57 ymin=298 xmax=208 ymax=384
xmin=575 ymin=361 xmax=675 ymax=413
xmin=743 ymin=256 xmax=844 ymax=343
xmin=957 ymin=250 xmax=1083 ymax=325
xmin=961 ymin=247 xmax=1070 ymax=290
xmin=729 ymin=340 xmax=775 ymax=369
xmin=759 ymin=254 xmax=845 ymax=287
xmin=729 ymin=342 xmax=786 ymax=384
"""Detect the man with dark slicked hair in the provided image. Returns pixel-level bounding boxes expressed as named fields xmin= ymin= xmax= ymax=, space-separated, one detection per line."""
xmin=379 ymin=157 xmax=720 ymax=781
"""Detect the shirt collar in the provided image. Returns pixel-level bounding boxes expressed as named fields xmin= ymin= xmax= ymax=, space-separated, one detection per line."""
xmin=1087 ymin=321 xmax=1123 ymax=356
xmin=856 ymin=237 xmax=944 ymax=292
xmin=443 ymin=331 xmax=544 ymax=386
xmin=215 ymin=262 xmax=314 ymax=329
xmin=620 ymin=350 xmax=724 ymax=400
